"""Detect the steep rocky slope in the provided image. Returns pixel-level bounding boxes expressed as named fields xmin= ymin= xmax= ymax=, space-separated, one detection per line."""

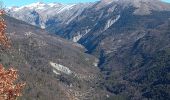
xmin=47 ymin=0 xmax=170 ymax=99
xmin=0 ymin=15 xmax=107 ymax=100
xmin=101 ymin=15 xmax=170 ymax=100
xmin=49 ymin=0 xmax=170 ymax=42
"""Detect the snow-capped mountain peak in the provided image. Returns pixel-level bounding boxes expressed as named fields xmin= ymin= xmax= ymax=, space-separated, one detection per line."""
xmin=26 ymin=2 xmax=46 ymax=7
xmin=7 ymin=2 xmax=92 ymax=28
xmin=8 ymin=2 xmax=77 ymax=12
xmin=8 ymin=2 xmax=60 ymax=11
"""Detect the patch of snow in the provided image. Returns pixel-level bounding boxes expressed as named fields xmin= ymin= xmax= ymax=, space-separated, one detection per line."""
xmin=25 ymin=32 xmax=33 ymax=36
xmin=53 ymin=69 xmax=61 ymax=75
xmin=93 ymin=62 xmax=98 ymax=67
xmin=72 ymin=29 xmax=91 ymax=42
xmin=73 ymin=33 xmax=83 ymax=42
xmin=50 ymin=62 xmax=72 ymax=75
xmin=49 ymin=3 xmax=57 ymax=7
xmin=57 ymin=4 xmax=76 ymax=13
xmin=85 ymin=29 xmax=91 ymax=34
xmin=106 ymin=94 xmax=110 ymax=98
xmin=104 ymin=15 xmax=120 ymax=31
xmin=93 ymin=59 xmax=99 ymax=67
xmin=40 ymin=25 xmax=46 ymax=29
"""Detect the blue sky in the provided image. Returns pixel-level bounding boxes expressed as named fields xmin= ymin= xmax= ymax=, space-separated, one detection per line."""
xmin=163 ymin=0 xmax=170 ymax=2
xmin=1 ymin=0 xmax=170 ymax=7
xmin=1 ymin=0 xmax=99 ymax=7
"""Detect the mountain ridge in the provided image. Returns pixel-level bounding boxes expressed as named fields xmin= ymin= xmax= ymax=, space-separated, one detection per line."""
xmin=1 ymin=14 xmax=108 ymax=100
xmin=7 ymin=2 xmax=93 ymax=28
xmin=5 ymin=0 xmax=170 ymax=99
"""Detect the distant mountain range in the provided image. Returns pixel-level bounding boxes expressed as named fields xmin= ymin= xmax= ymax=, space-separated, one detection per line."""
xmin=5 ymin=0 xmax=170 ymax=100
xmin=7 ymin=2 xmax=92 ymax=29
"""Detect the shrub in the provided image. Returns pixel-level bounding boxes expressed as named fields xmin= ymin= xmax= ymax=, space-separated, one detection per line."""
xmin=0 ymin=9 xmax=25 ymax=100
